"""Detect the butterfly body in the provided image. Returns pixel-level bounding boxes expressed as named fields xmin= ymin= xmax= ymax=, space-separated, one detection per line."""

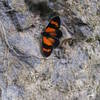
xmin=41 ymin=16 xmax=62 ymax=57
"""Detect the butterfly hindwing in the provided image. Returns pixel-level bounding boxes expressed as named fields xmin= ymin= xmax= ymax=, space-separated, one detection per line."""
xmin=50 ymin=36 xmax=60 ymax=48
xmin=41 ymin=39 xmax=53 ymax=57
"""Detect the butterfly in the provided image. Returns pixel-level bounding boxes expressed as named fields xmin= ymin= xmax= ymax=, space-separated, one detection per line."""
xmin=41 ymin=16 xmax=62 ymax=57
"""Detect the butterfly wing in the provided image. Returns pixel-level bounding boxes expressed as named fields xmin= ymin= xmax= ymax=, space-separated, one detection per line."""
xmin=48 ymin=30 xmax=62 ymax=39
xmin=42 ymin=32 xmax=60 ymax=47
xmin=41 ymin=36 xmax=60 ymax=57
xmin=41 ymin=36 xmax=53 ymax=57
xmin=45 ymin=16 xmax=62 ymax=38
xmin=49 ymin=36 xmax=60 ymax=48
xmin=41 ymin=44 xmax=53 ymax=57
xmin=48 ymin=16 xmax=61 ymax=28
xmin=41 ymin=16 xmax=62 ymax=57
xmin=45 ymin=16 xmax=61 ymax=32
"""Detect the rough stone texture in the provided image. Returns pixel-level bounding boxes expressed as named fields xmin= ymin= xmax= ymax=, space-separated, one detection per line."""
xmin=0 ymin=0 xmax=100 ymax=100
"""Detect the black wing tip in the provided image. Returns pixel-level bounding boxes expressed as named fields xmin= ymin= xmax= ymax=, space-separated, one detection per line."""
xmin=52 ymin=16 xmax=60 ymax=21
xmin=42 ymin=52 xmax=51 ymax=57
xmin=41 ymin=48 xmax=52 ymax=57
xmin=51 ymin=16 xmax=61 ymax=26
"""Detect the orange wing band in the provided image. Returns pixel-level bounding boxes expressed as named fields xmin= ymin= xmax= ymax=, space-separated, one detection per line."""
xmin=48 ymin=38 xmax=55 ymax=43
xmin=43 ymin=37 xmax=55 ymax=46
xmin=43 ymin=37 xmax=53 ymax=46
xmin=45 ymin=27 xmax=55 ymax=33
xmin=49 ymin=32 xmax=57 ymax=37
xmin=50 ymin=20 xmax=58 ymax=27
xmin=42 ymin=48 xmax=51 ymax=52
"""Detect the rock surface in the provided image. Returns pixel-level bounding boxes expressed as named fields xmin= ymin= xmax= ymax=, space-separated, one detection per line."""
xmin=0 ymin=0 xmax=100 ymax=100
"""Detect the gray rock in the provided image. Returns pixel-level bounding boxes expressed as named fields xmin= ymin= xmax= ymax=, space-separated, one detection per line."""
xmin=0 ymin=0 xmax=100 ymax=100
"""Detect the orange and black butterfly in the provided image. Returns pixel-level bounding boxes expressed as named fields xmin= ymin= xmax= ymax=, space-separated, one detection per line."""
xmin=41 ymin=16 xmax=62 ymax=57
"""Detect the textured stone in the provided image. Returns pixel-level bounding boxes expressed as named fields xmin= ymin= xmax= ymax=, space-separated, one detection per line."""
xmin=0 ymin=0 xmax=100 ymax=100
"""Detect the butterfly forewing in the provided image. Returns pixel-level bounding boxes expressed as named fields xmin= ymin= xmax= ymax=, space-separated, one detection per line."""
xmin=49 ymin=16 xmax=61 ymax=28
